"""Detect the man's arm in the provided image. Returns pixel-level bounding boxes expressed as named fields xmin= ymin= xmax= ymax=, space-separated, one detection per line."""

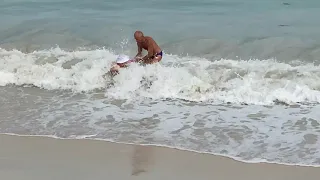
xmin=135 ymin=43 xmax=142 ymax=58
xmin=142 ymin=42 xmax=154 ymax=62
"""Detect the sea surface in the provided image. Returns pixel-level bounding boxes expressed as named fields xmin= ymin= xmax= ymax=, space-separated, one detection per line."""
xmin=1 ymin=0 xmax=320 ymax=167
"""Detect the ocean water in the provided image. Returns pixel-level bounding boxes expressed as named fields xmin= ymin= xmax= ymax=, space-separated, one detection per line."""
xmin=1 ymin=0 xmax=320 ymax=167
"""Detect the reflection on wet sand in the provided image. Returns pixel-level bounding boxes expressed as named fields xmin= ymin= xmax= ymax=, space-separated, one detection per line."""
xmin=131 ymin=145 xmax=154 ymax=176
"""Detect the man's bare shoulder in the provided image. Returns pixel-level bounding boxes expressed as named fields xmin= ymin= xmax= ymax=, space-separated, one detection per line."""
xmin=145 ymin=36 xmax=155 ymax=42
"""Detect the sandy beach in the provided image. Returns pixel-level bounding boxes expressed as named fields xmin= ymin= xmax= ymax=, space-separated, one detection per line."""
xmin=0 ymin=134 xmax=319 ymax=180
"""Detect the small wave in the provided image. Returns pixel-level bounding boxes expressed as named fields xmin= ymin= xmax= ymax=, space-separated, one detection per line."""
xmin=1 ymin=47 xmax=320 ymax=105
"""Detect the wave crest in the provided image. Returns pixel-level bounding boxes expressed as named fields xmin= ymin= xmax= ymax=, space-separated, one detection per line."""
xmin=1 ymin=47 xmax=320 ymax=105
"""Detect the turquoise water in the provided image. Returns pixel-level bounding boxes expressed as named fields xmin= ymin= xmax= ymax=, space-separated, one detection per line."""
xmin=1 ymin=0 xmax=320 ymax=60
xmin=1 ymin=0 xmax=320 ymax=166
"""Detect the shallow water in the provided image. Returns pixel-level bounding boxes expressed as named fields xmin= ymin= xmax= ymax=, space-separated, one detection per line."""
xmin=1 ymin=0 xmax=320 ymax=166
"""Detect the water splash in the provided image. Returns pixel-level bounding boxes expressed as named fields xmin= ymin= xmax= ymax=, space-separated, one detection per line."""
xmin=1 ymin=47 xmax=320 ymax=105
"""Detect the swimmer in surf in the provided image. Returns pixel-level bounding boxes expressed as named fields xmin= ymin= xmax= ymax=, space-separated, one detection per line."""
xmin=134 ymin=31 xmax=163 ymax=64
xmin=109 ymin=55 xmax=136 ymax=76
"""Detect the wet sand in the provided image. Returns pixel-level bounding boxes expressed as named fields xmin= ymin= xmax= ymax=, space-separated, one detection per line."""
xmin=0 ymin=134 xmax=319 ymax=180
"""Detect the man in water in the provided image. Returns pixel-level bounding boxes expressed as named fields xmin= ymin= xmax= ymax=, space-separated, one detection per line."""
xmin=134 ymin=31 xmax=163 ymax=64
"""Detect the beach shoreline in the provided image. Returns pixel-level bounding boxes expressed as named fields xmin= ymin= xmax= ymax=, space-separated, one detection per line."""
xmin=1 ymin=134 xmax=319 ymax=180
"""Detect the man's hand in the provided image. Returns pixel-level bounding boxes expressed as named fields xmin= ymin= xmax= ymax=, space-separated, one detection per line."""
xmin=143 ymin=57 xmax=155 ymax=64
xmin=134 ymin=56 xmax=143 ymax=63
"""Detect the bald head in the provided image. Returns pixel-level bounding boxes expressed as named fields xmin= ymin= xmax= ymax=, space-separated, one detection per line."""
xmin=134 ymin=30 xmax=145 ymax=43
xmin=134 ymin=31 xmax=144 ymax=38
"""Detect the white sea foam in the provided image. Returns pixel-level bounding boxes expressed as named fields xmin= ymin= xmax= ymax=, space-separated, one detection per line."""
xmin=1 ymin=70 xmax=320 ymax=166
xmin=1 ymin=47 xmax=320 ymax=105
